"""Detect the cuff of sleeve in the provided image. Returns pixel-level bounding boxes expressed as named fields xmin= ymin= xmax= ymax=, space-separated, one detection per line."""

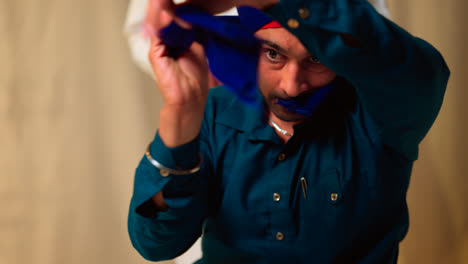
xmin=150 ymin=131 xmax=201 ymax=170
xmin=131 ymin=132 xmax=201 ymax=218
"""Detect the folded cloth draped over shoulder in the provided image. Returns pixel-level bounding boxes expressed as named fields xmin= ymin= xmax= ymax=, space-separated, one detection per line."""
xmin=160 ymin=5 xmax=337 ymax=116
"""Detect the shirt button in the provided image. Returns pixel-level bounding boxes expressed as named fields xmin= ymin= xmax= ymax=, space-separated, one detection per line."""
xmin=276 ymin=232 xmax=285 ymax=241
xmin=160 ymin=169 xmax=170 ymax=177
xmin=287 ymin=18 xmax=299 ymax=29
xmin=331 ymin=193 xmax=339 ymax=201
xmin=277 ymin=153 xmax=286 ymax=161
xmin=273 ymin=193 xmax=281 ymax=202
xmin=298 ymin=8 xmax=310 ymax=19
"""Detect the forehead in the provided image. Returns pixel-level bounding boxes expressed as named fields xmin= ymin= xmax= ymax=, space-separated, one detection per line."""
xmin=254 ymin=27 xmax=310 ymax=57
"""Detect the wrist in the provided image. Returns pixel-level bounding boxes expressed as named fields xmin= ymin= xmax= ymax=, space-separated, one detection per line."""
xmin=159 ymin=104 xmax=205 ymax=147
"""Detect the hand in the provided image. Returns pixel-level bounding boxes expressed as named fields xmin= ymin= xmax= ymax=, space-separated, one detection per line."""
xmin=146 ymin=0 xmax=210 ymax=147
xmin=148 ymin=26 xmax=209 ymax=107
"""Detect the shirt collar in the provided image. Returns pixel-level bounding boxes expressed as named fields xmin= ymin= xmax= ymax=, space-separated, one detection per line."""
xmin=214 ymin=80 xmax=356 ymax=143
xmin=214 ymin=88 xmax=280 ymax=143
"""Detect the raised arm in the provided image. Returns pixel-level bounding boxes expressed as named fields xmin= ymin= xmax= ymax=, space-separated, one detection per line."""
xmin=128 ymin=0 xmax=213 ymax=260
xmin=266 ymin=0 xmax=450 ymax=159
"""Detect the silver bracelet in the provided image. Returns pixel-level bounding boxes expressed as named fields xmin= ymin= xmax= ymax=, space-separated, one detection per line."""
xmin=145 ymin=142 xmax=203 ymax=177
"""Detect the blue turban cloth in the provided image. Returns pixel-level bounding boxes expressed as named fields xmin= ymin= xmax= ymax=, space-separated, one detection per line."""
xmin=160 ymin=5 xmax=337 ymax=116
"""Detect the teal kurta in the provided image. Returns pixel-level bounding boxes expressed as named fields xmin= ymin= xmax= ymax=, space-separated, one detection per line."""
xmin=128 ymin=0 xmax=450 ymax=263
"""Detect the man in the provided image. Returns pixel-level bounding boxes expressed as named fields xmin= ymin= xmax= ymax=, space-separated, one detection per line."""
xmin=128 ymin=0 xmax=449 ymax=263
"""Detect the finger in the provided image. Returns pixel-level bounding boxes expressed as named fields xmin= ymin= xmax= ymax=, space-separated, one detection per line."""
xmin=172 ymin=16 xmax=192 ymax=30
xmin=148 ymin=27 xmax=165 ymax=58
xmin=144 ymin=10 xmax=173 ymax=42
xmin=146 ymin=0 xmax=175 ymax=22
xmin=154 ymin=0 xmax=175 ymax=13
xmin=143 ymin=0 xmax=157 ymax=38
xmin=188 ymin=41 xmax=207 ymax=64
xmin=158 ymin=9 xmax=175 ymax=32
xmin=144 ymin=0 xmax=175 ymax=38
xmin=148 ymin=29 xmax=173 ymax=80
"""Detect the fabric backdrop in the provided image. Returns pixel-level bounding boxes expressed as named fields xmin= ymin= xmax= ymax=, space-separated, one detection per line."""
xmin=0 ymin=0 xmax=466 ymax=264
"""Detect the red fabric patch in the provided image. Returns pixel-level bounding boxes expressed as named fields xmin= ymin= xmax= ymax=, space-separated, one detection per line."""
xmin=259 ymin=21 xmax=282 ymax=30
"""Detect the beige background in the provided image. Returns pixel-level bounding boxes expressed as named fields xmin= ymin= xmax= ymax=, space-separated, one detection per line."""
xmin=0 ymin=0 xmax=466 ymax=264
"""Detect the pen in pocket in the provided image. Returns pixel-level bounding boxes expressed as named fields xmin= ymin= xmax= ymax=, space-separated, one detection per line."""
xmin=300 ymin=177 xmax=308 ymax=199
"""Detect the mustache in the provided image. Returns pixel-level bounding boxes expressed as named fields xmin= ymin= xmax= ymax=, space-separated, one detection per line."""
xmin=272 ymin=91 xmax=316 ymax=104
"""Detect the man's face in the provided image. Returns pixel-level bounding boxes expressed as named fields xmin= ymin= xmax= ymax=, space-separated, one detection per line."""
xmin=255 ymin=27 xmax=337 ymax=122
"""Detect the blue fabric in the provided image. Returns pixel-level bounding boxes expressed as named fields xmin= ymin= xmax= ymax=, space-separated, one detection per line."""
xmin=237 ymin=6 xmax=274 ymax=33
xmin=276 ymin=77 xmax=338 ymax=115
xmin=128 ymin=0 xmax=449 ymax=263
xmin=160 ymin=5 xmax=262 ymax=104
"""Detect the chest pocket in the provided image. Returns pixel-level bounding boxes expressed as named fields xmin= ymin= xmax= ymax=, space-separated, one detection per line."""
xmin=293 ymin=168 xmax=343 ymax=209
xmin=292 ymin=168 xmax=342 ymax=228
xmin=293 ymin=167 xmax=376 ymax=256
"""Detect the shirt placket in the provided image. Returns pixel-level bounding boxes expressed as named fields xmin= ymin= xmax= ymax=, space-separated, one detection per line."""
xmin=267 ymin=148 xmax=299 ymax=243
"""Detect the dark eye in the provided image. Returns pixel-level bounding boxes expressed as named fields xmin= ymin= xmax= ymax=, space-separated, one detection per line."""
xmin=308 ymin=56 xmax=321 ymax=64
xmin=266 ymin=49 xmax=280 ymax=60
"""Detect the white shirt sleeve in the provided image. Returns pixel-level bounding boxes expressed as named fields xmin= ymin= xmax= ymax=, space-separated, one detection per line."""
xmin=123 ymin=0 xmax=154 ymax=77
xmin=368 ymin=0 xmax=391 ymax=19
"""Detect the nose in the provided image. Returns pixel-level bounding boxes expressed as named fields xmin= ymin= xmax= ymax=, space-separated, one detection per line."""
xmin=279 ymin=62 xmax=307 ymax=98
